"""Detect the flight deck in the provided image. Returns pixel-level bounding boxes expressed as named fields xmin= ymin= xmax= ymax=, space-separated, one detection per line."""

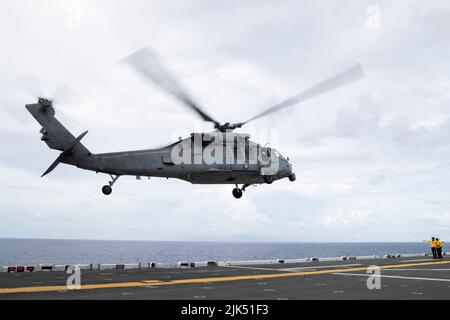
xmin=1 ymin=255 xmax=449 ymax=299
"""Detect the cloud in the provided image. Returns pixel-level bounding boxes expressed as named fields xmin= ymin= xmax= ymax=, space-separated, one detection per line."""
xmin=0 ymin=0 xmax=450 ymax=241
xmin=322 ymin=210 xmax=372 ymax=228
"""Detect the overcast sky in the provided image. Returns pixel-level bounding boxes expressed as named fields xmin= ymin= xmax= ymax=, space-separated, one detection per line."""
xmin=1 ymin=0 xmax=449 ymax=242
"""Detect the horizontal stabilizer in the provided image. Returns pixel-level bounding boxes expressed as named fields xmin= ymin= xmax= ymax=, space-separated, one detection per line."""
xmin=41 ymin=157 xmax=62 ymax=177
xmin=41 ymin=131 xmax=88 ymax=177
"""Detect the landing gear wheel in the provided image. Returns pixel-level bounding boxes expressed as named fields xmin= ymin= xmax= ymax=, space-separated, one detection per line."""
xmin=263 ymin=175 xmax=274 ymax=184
xmin=102 ymin=175 xmax=120 ymax=195
xmin=232 ymin=188 xmax=243 ymax=199
xmin=102 ymin=185 xmax=112 ymax=195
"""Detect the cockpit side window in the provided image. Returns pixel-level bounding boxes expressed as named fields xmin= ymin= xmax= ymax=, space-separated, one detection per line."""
xmin=260 ymin=147 xmax=271 ymax=163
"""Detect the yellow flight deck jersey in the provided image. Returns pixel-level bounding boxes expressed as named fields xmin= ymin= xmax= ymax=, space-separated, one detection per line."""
xmin=435 ymin=240 xmax=443 ymax=248
xmin=424 ymin=240 xmax=437 ymax=248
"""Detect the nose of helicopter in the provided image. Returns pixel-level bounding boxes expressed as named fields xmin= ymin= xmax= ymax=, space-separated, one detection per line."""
xmin=279 ymin=157 xmax=296 ymax=182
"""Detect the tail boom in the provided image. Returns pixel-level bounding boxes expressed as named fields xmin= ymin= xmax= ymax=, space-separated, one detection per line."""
xmin=26 ymin=99 xmax=91 ymax=177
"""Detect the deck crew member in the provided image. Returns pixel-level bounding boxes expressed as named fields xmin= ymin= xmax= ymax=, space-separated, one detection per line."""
xmin=423 ymin=237 xmax=437 ymax=259
xmin=435 ymin=238 xmax=443 ymax=259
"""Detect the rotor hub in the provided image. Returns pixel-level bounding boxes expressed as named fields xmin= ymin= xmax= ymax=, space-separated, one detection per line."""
xmin=38 ymin=97 xmax=53 ymax=108
xmin=214 ymin=122 xmax=244 ymax=132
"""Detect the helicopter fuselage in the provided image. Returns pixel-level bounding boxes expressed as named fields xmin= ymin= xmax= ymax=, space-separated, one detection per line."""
xmin=70 ymin=131 xmax=294 ymax=185
xmin=26 ymin=102 xmax=295 ymax=198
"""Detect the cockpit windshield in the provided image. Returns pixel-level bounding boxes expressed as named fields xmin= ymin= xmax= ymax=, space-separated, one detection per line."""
xmin=271 ymin=148 xmax=285 ymax=160
xmin=260 ymin=147 xmax=284 ymax=160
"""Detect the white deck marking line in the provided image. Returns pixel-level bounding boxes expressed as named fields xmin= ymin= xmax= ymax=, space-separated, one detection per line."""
xmin=332 ymin=273 xmax=450 ymax=283
xmin=282 ymin=264 xmax=362 ymax=271
xmin=223 ymin=266 xmax=293 ymax=272
xmin=400 ymin=259 xmax=435 ymax=262
xmin=225 ymin=263 xmax=362 ymax=272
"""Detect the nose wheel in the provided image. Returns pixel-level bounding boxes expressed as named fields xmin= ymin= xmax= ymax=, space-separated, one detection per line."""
xmin=263 ymin=175 xmax=274 ymax=184
xmin=232 ymin=184 xmax=250 ymax=199
xmin=102 ymin=185 xmax=112 ymax=195
xmin=102 ymin=174 xmax=120 ymax=195
xmin=232 ymin=188 xmax=243 ymax=199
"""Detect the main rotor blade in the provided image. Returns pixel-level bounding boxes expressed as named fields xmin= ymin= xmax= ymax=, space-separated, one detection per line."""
xmin=9 ymin=75 xmax=43 ymax=99
xmin=242 ymin=63 xmax=364 ymax=125
xmin=121 ymin=47 xmax=219 ymax=124
xmin=52 ymin=82 xmax=84 ymax=106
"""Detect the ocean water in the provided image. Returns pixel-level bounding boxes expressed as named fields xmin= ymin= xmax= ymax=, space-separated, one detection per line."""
xmin=0 ymin=239 xmax=432 ymax=266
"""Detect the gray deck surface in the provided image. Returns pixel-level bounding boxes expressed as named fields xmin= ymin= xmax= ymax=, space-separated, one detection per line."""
xmin=1 ymin=256 xmax=449 ymax=299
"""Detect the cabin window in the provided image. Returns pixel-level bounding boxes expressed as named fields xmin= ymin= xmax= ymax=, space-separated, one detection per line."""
xmin=202 ymin=136 xmax=215 ymax=148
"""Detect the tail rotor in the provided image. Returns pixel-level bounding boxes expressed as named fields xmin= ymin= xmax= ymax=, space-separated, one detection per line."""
xmin=0 ymin=75 xmax=83 ymax=126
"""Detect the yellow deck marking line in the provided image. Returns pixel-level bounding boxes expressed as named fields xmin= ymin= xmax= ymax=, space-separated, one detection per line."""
xmin=142 ymin=280 xmax=163 ymax=284
xmin=1 ymin=260 xmax=449 ymax=295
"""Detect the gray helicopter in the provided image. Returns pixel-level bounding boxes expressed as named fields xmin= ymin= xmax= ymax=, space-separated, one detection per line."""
xmin=25 ymin=48 xmax=364 ymax=198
